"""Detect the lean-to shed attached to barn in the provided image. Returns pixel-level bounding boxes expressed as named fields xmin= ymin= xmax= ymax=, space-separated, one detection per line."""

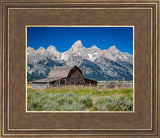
xmin=32 ymin=66 xmax=97 ymax=89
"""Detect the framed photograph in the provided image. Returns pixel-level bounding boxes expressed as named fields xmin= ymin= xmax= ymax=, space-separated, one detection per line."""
xmin=0 ymin=0 xmax=159 ymax=137
xmin=26 ymin=26 xmax=134 ymax=112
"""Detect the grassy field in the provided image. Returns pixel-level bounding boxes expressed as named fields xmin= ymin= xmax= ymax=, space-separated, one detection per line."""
xmin=27 ymin=84 xmax=133 ymax=111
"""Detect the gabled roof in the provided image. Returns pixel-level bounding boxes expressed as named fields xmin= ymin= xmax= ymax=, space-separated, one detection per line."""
xmin=48 ymin=66 xmax=78 ymax=78
xmin=32 ymin=66 xmax=97 ymax=84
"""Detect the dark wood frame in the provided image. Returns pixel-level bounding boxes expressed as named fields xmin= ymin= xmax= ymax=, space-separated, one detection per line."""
xmin=0 ymin=0 xmax=159 ymax=137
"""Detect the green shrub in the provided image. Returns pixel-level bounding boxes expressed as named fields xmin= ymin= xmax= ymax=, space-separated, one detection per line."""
xmin=27 ymin=91 xmax=133 ymax=111
xmin=79 ymin=93 xmax=93 ymax=108
xmin=60 ymin=102 xmax=85 ymax=111
xmin=27 ymin=91 xmax=91 ymax=111
xmin=90 ymin=95 xmax=133 ymax=111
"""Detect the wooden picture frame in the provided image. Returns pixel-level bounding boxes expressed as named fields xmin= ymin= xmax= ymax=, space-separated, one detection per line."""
xmin=0 ymin=0 xmax=159 ymax=137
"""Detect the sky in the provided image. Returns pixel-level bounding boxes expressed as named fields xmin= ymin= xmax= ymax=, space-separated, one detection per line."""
xmin=27 ymin=27 xmax=133 ymax=55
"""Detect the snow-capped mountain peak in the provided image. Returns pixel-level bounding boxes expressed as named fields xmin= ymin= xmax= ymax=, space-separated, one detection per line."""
xmin=27 ymin=47 xmax=35 ymax=52
xmin=88 ymin=45 xmax=101 ymax=52
xmin=62 ymin=40 xmax=87 ymax=61
xmin=37 ymin=47 xmax=46 ymax=52
xmin=90 ymin=45 xmax=98 ymax=49
xmin=102 ymin=45 xmax=132 ymax=63
xmin=107 ymin=45 xmax=119 ymax=51
xmin=27 ymin=47 xmax=35 ymax=55
xmin=47 ymin=45 xmax=57 ymax=51
xmin=74 ymin=40 xmax=82 ymax=45
xmin=70 ymin=40 xmax=84 ymax=50
xmin=88 ymin=45 xmax=100 ymax=51
xmin=46 ymin=45 xmax=61 ymax=60
xmin=47 ymin=45 xmax=60 ymax=54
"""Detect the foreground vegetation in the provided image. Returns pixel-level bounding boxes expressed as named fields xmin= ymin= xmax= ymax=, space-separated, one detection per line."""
xmin=27 ymin=85 xmax=133 ymax=111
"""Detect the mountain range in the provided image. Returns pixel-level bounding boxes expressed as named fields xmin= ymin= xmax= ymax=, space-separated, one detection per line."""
xmin=27 ymin=40 xmax=133 ymax=82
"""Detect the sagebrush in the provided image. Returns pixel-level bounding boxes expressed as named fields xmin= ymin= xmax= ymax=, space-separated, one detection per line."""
xmin=27 ymin=90 xmax=133 ymax=111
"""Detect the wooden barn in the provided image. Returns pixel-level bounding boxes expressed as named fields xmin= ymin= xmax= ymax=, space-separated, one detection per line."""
xmin=32 ymin=66 xmax=97 ymax=89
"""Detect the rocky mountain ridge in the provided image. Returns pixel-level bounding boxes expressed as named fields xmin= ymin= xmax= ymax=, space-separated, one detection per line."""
xmin=27 ymin=40 xmax=133 ymax=82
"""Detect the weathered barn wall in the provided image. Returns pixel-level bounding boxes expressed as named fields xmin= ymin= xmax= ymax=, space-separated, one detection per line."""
xmin=32 ymin=83 xmax=53 ymax=89
xmin=69 ymin=70 xmax=84 ymax=85
xmin=84 ymin=78 xmax=97 ymax=86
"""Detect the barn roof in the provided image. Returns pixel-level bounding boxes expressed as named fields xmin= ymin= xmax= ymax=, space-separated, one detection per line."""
xmin=48 ymin=66 xmax=79 ymax=78
xmin=32 ymin=77 xmax=62 ymax=83
xmin=32 ymin=66 xmax=97 ymax=84
xmin=84 ymin=78 xmax=97 ymax=83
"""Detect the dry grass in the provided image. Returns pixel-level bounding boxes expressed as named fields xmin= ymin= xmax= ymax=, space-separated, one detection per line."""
xmin=27 ymin=84 xmax=32 ymax=88
xmin=27 ymin=84 xmax=133 ymax=98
